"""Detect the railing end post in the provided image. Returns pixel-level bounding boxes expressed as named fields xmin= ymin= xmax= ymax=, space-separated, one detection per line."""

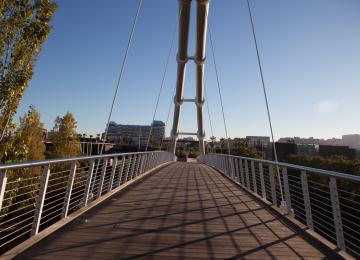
xmin=0 ymin=170 xmax=8 ymax=213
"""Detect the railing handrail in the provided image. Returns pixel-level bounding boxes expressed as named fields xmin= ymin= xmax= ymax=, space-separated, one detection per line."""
xmin=0 ymin=150 xmax=174 ymax=253
xmin=0 ymin=151 xmax=165 ymax=171
xmin=200 ymin=153 xmax=360 ymax=257
xmin=206 ymin=153 xmax=360 ymax=182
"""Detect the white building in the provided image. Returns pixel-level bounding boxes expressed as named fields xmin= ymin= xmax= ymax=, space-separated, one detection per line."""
xmin=342 ymin=134 xmax=360 ymax=149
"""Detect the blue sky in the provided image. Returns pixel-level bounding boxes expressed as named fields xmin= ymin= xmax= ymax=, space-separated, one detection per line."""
xmin=16 ymin=0 xmax=360 ymax=140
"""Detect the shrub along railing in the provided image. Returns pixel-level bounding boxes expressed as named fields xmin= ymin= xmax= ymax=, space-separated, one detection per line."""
xmin=0 ymin=151 xmax=174 ymax=253
xmin=199 ymin=153 xmax=360 ymax=258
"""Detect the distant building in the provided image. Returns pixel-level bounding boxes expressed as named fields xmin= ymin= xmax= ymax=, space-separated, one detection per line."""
xmin=296 ymin=144 xmax=318 ymax=156
xmin=342 ymin=134 xmax=360 ymax=150
xmin=274 ymin=142 xmax=297 ymax=161
xmin=246 ymin=136 xmax=270 ymax=148
xmin=320 ymin=138 xmax=343 ymax=146
xmin=278 ymin=136 xmax=344 ymax=146
xmin=104 ymin=120 xmax=165 ymax=149
xmin=278 ymin=137 xmax=319 ymax=145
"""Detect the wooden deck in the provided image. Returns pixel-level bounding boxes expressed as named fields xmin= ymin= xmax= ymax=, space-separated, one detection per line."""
xmin=15 ymin=162 xmax=341 ymax=259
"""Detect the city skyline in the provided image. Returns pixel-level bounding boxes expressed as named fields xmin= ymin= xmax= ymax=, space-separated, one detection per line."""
xmin=15 ymin=0 xmax=360 ymax=140
xmin=35 ymin=118 xmax=360 ymax=142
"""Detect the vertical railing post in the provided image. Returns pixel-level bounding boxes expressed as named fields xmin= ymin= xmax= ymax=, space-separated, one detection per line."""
xmin=108 ymin=157 xmax=118 ymax=192
xmin=97 ymin=159 xmax=108 ymax=198
xmin=136 ymin=154 xmax=143 ymax=176
xmin=269 ymin=165 xmax=277 ymax=205
xmin=259 ymin=163 xmax=266 ymax=199
xmin=146 ymin=154 xmax=152 ymax=171
xmin=132 ymin=155 xmax=138 ymax=178
xmin=31 ymin=164 xmax=50 ymax=236
xmin=156 ymin=153 xmax=160 ymax=166
xmin=224 ymin=156 xmax=228 ymax=174
xmin=227 ymin=156 xmax=231 ymax=177
xmin=154 ymin=152 xmax=159 ymax=168
xmin=117 ymin=156 xmax=126 ymax=187
xmin=281 ymin=167 xmax=293 ymax=214
xmin=151 ymin=153 xmax=156 ymax=169
xmin=147 ymin=153 xmax=152 ymax=170
xmin=221 ymin=155 xmax=225 ymax=172
xmin=146 ymin=153 xmax=152 ymax=171
xmin=229 ymin=157 xmax=234 ymax=179
xmin=329 ymin=177 xmax=345 ymax=250
xmin=227 ymin=156 xmax=231 ymax=176
xmin=232 ymin=157 xmax=236 ymax=180
xmin=136 ymin=154 xmax=141 ymax=174
xmin=89 ymin=160 xmax=101 ymax=195
xmin=244 ymin=160 xmax=250 ymax=189
xmin=130 ymin=155 xmax=137 ymax=179
xmin=124 ymin=155 xmax=132 ymax=182
xmin=239 ymin=159 xmax=245 ymax=185
xmin=82 ymin=160 xmax=95 ymax=207
xmin=220 ymin=155 xmax=223 ymax=170
xmin=301 ymin=171 xmax=313 ymax=229
xmin=0 ymin=170 xmax=8 ymax=213
xmin=140 ymin=154 xmax=147 ymax=174
xmin=152 ymin=153 xmax=157 ymax=168
xmin=234 ymin=158 xmax=240 ymax=183
xmin=251 ymin=161 xmax=257 ymax=193
xmin=150 ymin=153 xmax=155 ymax=170
xmin=61 ymin=161 xmax=77 ymax=218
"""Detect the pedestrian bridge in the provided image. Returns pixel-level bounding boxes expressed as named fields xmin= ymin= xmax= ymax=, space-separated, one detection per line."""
xmin=1 ymin=0 xmax=359 ymax=258
xmin=0 ymin=151 xmax=358 ymax=259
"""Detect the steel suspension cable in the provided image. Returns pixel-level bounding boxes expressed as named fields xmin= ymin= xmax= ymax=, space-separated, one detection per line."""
xmin=204 ymin=84 xmax=214 ymax=138
xmin=145 ymin=19 xmax=178 ymax=151
xmin=208 ymin=24 xmax=231 ymax=155
xmin=100 ymin=0 xmax=142 ymax=152
xmin=246 ymin=0 xmax=284 ymax=202
xmin=159 ymin=85 xmax=176 ymax=151
xmin=90 ymin=0 xmax=142 ymax=195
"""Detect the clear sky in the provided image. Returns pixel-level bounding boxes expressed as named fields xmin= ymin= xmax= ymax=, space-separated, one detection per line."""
xmin=16 ymin=0 xmax=360 ymax=140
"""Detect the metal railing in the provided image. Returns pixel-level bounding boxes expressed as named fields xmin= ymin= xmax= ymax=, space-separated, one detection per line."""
xmin=0 ymin=151 xmax=174 ymax=253
xmin=199 ymin=154 xmax=360 ymax=258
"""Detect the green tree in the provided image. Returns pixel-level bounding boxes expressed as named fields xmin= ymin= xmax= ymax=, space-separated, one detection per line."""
xmin=50 ymin=112 xmax=80 ymax=158
xmin=0 ymin=0 xmax=57 ymax=140
xmin=0 ymin=106 xmax=45 ymax=222
xmin=286 ymin=154 xmax=360 ymax=176
xmin=1 ymin=106 xmax=45 ymax=163
xmin=13 ymin=105 xmax=45 ymax=161
xmin=0 ymin=121 xmax=16 ymax=163
xmin=230 ymin=138 xmax=264 ymax=159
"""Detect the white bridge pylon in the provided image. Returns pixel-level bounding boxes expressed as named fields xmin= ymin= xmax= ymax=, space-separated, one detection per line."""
xmin=170 ymin=0 xmax=210 ymax=155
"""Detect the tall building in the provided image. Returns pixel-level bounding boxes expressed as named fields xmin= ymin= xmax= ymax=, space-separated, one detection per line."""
xmin=342 ymin=134 xmax=360 ymax=149
xmin=104 ymin=120 xmax=165 ymax=149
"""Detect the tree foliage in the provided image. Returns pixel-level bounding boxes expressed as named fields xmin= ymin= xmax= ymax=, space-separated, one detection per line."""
xmin=0 ymin=106 xmax=45 ymax=224
xmin=50 ymin=112 xmax=80 ymax=158
xmin=287 ymin=154 xmax=360 ymax=176
xmin=0 ymin=0 xmax=57 ymax=140
xmin=217 ymin=138 xmax=265 ymax=159
xmin=13 ymin=105 xmax=45 ymax=160
xmin=1 ymin=105 xmax=45 ymax=163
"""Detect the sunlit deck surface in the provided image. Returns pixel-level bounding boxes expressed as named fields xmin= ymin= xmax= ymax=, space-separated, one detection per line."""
xmin=16 ymin=162 xmax=341 ymax=259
